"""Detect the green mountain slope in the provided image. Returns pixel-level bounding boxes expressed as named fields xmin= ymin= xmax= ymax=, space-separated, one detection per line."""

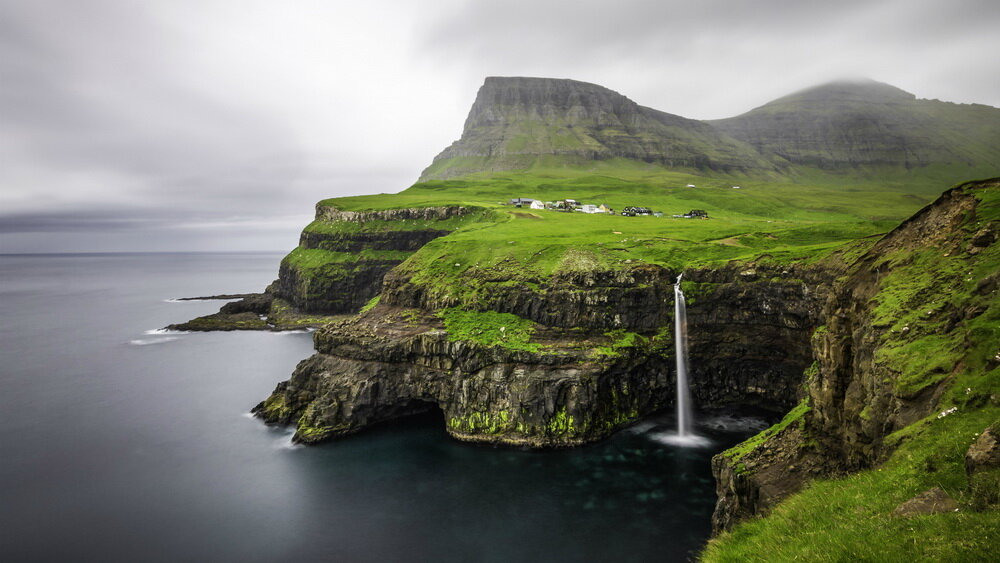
xmin=710 ymin=79 xmax=1000 ymax=179
xmin=419 ymin=77 xmax=775 ymax=180
xmin=421 ymin=77 xmax=1000 ymax=192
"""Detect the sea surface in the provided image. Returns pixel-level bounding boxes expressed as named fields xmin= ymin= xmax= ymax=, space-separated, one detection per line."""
xmin=0 ymin=253 xmax=765 ymax=562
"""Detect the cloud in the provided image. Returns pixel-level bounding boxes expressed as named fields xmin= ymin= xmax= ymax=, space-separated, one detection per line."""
xmin=418 ymin=0 xmax=1000 ymax=118
xmin=0 ymin=1 xmax=456 ymax=252
xmin=1 ymin=0 xmax=998 ymax=252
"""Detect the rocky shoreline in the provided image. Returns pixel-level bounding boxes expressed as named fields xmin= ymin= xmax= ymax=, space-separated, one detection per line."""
xmin=168 ymin=292 xmax=348 ymax=332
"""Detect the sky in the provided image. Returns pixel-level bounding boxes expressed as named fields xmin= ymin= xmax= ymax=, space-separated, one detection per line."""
xmin=2 ymin=0 xmax=998 ymax=253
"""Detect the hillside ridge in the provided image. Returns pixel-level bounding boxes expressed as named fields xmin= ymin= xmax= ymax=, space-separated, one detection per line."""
xmin=419 ymin=76 xmax=775 ymax=180
xmin=421 ymin=76 xmax=1000 ymax=182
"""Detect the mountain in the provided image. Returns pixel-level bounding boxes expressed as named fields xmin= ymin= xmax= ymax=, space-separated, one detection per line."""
xmin=419 ymin=77 xmax=774 ymax=180
xmin=709 ymin=79 xmax=1000 ymax=172
xmin=421 ymin=77 xmax=1000 ymax=183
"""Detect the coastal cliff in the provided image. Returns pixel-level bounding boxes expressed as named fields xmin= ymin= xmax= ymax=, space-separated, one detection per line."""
xmin=171 ymin=204 xmax=482 ymax=330
xmin=254 ymin=305 xmax=671 ymax=446
xmin=254 ymin=260 xmax=833 ymax=446
xmin=273 ymin=205 xmax=478 ymax=313
xmin=246 ymin=178 xmax=997 ymax=556
xmin=174 ymin=75 xmax=998 ymax=558
xmin=709 ymin=178 xmax=1000 ymax=535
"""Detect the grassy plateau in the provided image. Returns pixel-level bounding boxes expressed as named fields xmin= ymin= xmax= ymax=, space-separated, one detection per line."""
xmin=295 ymin=159 xmax=998 ymax=560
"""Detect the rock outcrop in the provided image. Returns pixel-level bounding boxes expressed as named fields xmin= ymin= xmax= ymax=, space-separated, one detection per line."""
xmin=966 ymin=424 xmax=1000 ymax=510
xmin=254 ymin=307 xmax=671 ymax=446
xmin=254 ymin=259 xmax=833 ymax=446
xmin=169 ymin=205 xmax=480 ymax=330
xmin=891 ymin=487 xmax=960 ymax=517
xmin=274 ymin=206 xmax=478 ymax=314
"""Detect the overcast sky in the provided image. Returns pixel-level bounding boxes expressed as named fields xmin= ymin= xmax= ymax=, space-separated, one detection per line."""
xmin=2 ymin=0 xmax=998 ymax=252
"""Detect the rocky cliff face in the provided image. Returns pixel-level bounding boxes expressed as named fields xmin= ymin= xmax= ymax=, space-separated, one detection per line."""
xmin=254 ymin=258 xmax=834 ymax=446
xmin=711 ymin=178 xmax=1000 ymax=532
xmin=419 ymin=76 xmax=773 ymax=180
xmin=273 ymin=206 xmax=476 ymax=314
xmin=686 ymin=266 xmax=834 ymax=412
xmin=169 ymin=205 xmax=480 ymax=330
xmin=254 ymin=306 xmax=672 ymax=446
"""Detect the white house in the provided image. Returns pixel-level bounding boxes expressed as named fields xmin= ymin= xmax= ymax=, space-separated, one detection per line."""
xmin=530 ymin=200 xmax=545 ymax=210
xmin=686 ymin=184 xmax=696 ymax=188
xmin=580 ymin=204 xmax=601 ymax=214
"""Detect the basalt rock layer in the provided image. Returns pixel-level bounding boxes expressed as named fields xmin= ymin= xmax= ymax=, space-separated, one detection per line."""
xmin=170 ymin=205 xmax=479 ymax=330
xmin=253 ymin=307 xmax=672 ymax=446
xmin=274 ymin=205 xmax=478 ymax=313
xmin=254 ymin=261 xmax=834 ymax=446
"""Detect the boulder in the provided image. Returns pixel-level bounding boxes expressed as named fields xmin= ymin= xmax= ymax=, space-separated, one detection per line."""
xmin=891 ymin=487 xmax=959 ymax=517
xmin=965 ymin=425 xmax=1000 ymax=510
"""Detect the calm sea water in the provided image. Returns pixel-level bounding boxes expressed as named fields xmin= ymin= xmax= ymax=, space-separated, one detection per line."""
xmin=0 ymin=253 xmax=763 ymax=562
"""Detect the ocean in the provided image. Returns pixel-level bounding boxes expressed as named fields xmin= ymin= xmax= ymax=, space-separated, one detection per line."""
xmin=0 ymin=253 xmax=763 ymax=562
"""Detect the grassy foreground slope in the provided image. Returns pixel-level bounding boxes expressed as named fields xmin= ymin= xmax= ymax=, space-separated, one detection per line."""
xmin=703 ymin=180 xmax=1000 ymax=561
xmin=703 ymin=409 xmax=1000 ymax=561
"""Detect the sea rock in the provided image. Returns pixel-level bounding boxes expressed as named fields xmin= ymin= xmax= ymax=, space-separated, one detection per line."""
xmin=219 ymin=293 xmax=273 ymax=315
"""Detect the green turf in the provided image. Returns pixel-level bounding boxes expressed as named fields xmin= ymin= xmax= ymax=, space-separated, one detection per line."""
xmin=702 ymin=178 xmax=1000 ymax=561
xmin=702 ymin=407 xmax=1000 ymax=562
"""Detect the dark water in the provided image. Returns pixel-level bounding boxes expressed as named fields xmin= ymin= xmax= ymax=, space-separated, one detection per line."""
xmin=0 ymin=253 xmax=765 ymax=562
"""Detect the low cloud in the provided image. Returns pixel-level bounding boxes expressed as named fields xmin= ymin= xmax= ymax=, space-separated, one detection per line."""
xmin=2 ymin=0 xmax=997 ymax=252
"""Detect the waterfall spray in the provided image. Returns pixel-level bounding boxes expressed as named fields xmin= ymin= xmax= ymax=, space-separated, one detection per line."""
xmin=674 ymin=274 xmax=693 ymax=437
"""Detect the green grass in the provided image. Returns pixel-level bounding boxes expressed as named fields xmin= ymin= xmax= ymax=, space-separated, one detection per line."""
xmin=593 ymin=329 xmax=648 ymax=357
xmin=722 ymin=399 xmax=811 ymax=467
xmin=382 ymin=173 xmax=922 ymax=306
xmin=438 ymin=307 xmax=542 ymax=352
xmin=358 ymin=295 xmax=380 ymax=314
xmin=703 ymin=407 xmax=1000 ymax=562
xmin=704 ymin=178 xmax=1000 ymax=561
xmin=282 ymin=247 xmax=413 ymax=271
xmin=299 ymin=166 xmax=959 ymax=315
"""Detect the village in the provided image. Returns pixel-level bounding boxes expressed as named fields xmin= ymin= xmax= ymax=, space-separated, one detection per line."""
xmin=507 ymin=197 xmax=710 ymax=219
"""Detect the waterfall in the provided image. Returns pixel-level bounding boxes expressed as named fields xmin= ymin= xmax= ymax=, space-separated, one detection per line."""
xmin=674 ymin=274 xmax=693 ymax=437
xmin=645 ymin=274 xmax=710 ymax=447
